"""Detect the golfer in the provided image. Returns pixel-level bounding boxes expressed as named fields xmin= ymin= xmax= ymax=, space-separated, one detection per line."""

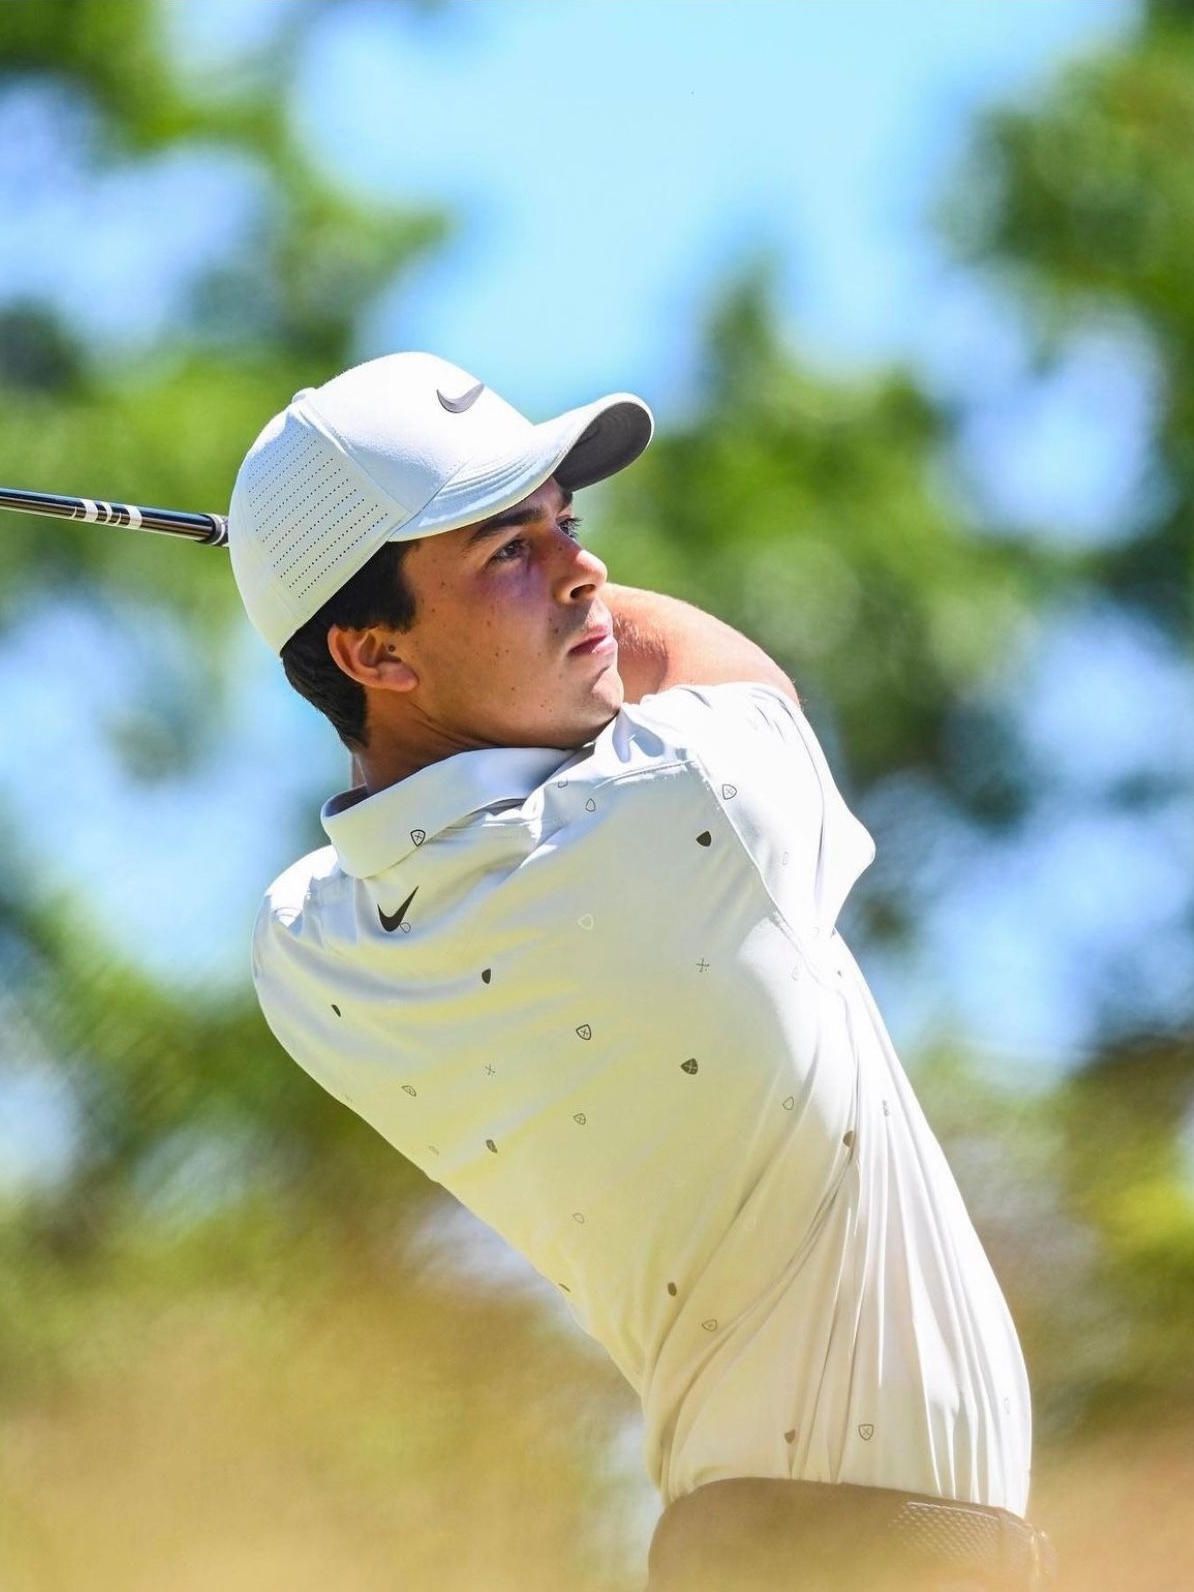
xmin=227 ymin=353 xmax=1053 ymax=1591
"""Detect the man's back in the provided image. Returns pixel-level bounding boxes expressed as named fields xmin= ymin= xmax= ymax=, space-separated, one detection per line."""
xmin=252 ymin=682 xmax=1030 ymax=1514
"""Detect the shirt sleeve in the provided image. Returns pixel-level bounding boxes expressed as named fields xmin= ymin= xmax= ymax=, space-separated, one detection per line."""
xmin=622 ymin=682 xmax=876 ymax=937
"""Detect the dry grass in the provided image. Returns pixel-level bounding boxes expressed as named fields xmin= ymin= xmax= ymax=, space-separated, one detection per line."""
xmin=0 ymin=1219 xmax=648 ymax=1592
xmin=1033 ymin=1418 xmax=1194 ymax=1592
xmin=2 ymin=1226 xmax=1191 ymax=1592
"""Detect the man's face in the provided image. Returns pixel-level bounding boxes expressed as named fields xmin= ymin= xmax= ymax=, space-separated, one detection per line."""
xmin=393 ymin=477 xmax=624 ymax=750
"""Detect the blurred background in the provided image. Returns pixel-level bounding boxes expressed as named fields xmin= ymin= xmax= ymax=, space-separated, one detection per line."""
xmin=0 ymin=1 xmax=1191 ymax=1587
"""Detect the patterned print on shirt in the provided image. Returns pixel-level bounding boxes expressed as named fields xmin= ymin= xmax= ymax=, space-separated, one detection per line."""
xmin=696 ymin=831 xmax=712 ymax=847
xmin=481 ymin=968 xmax=492 ymax=984
xmin=680 ymin=1058 xmax=699 ymax=1075
xmin=576 ymin=1024 xmax=592 ymax=1040
xmin=411 ymin=828 xmax=426 ymax=846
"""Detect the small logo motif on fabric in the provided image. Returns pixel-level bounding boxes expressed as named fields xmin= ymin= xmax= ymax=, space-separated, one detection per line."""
xmin=486 ymin=1139 xmax=498 ymax=1154
xmin=576 ymin=1024 xmax=592 ymax=1041
xmin=782 ymin=1096 xmax=795 ymax=1111
xmin=410 ymin=828 xmax=426 ymax=846
xmin=681 ymin=1058 xmax=699 ymax=1075
xmin=436 ymin=382 xmax=485 ymax=414
xmin=481 ymin=968 xmax=492 ymax=984
xmin=667 ymin=1282 xmax=678 ymax=1296
xmin=331 ymin=1004 xmax=341 ymax=1016
xmin=578 ymin=913 xmax=594 ymax=929
xmin=402 ymin=1084 xmax=417 ymax=1097
xmin=784 ymin=1429 xmax=796 ymax=1444
xmin=573 ymin=1112 xmax=587 ymax=1125
xmin=696 ymin=831 xmax=712 ymax=847
xmin=722 ymin=784 xmax=738 ymax=799
xmin=702 ymin=1318 xmax=718 ymax=1332
xmin=858 ymin=1424 xmax=874 ymax=1441
xmin=585 ymin=797 xmax=597 ymax=812
xmin=378 ymin=886 xmax=419 ymax=934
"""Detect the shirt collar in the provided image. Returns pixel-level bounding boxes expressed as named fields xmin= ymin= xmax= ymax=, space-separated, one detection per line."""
xmin=321 ymin=745 xmax=572 ymax=879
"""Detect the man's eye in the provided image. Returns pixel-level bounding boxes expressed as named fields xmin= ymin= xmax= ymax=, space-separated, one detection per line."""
xmin=559 ymin=514 xmax=583 ymax=542
xmin=490 ymin=537 xmax=528 ymax=563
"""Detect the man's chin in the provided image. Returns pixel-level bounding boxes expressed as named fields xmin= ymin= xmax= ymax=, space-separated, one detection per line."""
xmin=545 ymin=688 xmax=624 ymax=751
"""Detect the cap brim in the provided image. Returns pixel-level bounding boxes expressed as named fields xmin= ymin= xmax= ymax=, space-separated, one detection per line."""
xmin=392 ymin=392 xmax=653 ymax=543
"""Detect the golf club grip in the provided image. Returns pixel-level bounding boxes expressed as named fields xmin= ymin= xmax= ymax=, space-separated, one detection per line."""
xmin=0 ymin=486 xmax=228 ymax=546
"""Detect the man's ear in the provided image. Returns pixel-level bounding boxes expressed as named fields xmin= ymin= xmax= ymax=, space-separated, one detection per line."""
xmin=327 ymin=626 xmax=419 ymax=693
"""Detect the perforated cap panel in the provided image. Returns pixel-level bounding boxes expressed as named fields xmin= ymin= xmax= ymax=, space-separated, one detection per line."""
xmin=232 ymin=409 xmax=399 ymax=648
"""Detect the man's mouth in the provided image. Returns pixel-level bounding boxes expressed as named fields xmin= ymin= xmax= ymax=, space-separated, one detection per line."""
xmin=569 ymin=624 xmax=616 ymax=657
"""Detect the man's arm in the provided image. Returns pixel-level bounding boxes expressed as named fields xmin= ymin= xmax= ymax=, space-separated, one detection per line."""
xmin=604 ymin=584 xmax=799 ymax=707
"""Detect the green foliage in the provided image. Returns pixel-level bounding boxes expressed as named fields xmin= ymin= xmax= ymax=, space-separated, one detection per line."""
xmin=937 ymin=0 xmax=1194 ymax=1428
xmin=604 ymin=266 xmax=1037 ymax=788
xmin=0 ymin=0 xmax=444 ymax=1299
xmin=943 ymin=2 xmax=1194 ymax=633
xmin=0 ymin=0 xmax=447 ymax=633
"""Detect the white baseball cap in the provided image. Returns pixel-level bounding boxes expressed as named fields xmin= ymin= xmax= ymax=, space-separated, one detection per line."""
xmin=228 ymin=351 xmax=654 ymax=652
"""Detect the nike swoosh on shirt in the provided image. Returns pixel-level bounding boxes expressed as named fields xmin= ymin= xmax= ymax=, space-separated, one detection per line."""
xmin=436 ymin=381 xmax=485 ymax=414
xmin=378 ymin=885 xmax=419 ymax=934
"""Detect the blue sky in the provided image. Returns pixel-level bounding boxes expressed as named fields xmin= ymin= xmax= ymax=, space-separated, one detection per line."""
xmin=5 ymin=0 xmax=1187 ymax=1163
xmin=174 ymin=0 xmax=1135 ymax=415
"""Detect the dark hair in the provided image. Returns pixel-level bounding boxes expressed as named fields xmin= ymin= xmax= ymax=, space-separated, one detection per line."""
xmin=280 ymin=540 xmax=418 ymax=749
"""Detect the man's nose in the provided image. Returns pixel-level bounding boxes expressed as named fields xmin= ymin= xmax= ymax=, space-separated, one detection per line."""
xmin=555 ymin=536 xmax=607 ymax=600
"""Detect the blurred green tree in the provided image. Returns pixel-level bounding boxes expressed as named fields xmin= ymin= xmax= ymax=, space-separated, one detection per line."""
xmin=0 ymin=0 xmax=445 ymax=1312
xmin=939 ymin=0 xmax=1194 ymax=1427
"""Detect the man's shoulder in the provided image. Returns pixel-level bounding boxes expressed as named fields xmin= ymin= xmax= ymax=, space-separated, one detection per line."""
xmin=255 ymin=843 xmax=345 ymax=938
xmin=604 ymin=681 xmax=804 ymax=767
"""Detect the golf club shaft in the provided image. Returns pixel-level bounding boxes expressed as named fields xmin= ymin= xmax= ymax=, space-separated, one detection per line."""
xmin=0 ymin=486 xmax=228 ymax=546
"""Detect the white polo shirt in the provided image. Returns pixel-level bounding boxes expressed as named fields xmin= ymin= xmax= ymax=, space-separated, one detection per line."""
xmin=252 ymin=684 xmax=1031 ymax=1513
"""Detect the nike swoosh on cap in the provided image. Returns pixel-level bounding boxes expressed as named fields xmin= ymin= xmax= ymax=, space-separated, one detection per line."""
xmin=378 ymin=885 xmax=419 ymax=934
xmin=436 ymin=382 xmax=485 ymax=414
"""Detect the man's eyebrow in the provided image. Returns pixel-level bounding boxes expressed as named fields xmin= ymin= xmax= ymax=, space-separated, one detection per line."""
xmin=465 ymin=487 xmax=574 ymax=547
